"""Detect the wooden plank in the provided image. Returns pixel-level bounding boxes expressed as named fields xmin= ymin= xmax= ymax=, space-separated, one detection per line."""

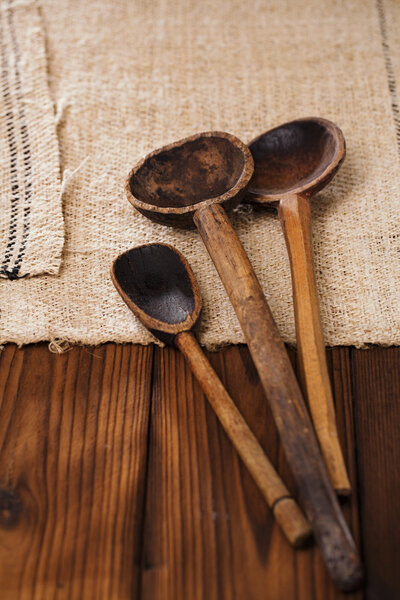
xmin=140 ymin=344 xmax=362 ymax=600
xmin=0 ymin=343 xmax=154 ymax=599
xmin=327 ymin=348 xmax=363 ymax=600
xmin=329 ymin=348 xmax=362 ymax=558
xmin=351 ymin=347 xmax=400 ymax=600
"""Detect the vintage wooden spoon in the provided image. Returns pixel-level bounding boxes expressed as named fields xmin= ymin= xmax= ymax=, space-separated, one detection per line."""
xmin=111 ymin=243 xmax=311 ymax=547
xmin=125 ymin=132 xmax=362 ymax=590
xmin=247 ymin=117 xmax=350 ymax=495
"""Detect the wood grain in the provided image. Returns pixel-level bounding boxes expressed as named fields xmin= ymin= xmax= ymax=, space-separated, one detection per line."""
xmin=175 ymin=331 xmax=311 ymax=548
xmin=0 ymin=343 xmax=154 ymax=599
xmin=194 ymin=203 xmax=361 ymax=590
xmin=278 ymin=194 xmax=350 ymax=494
xmin=351 ymin=348 xmax=400 ymax=600
xmin=140 ymin=345 xmax=361 ymax=600
xmin=0 ymin=343 xmax=398 ymax=599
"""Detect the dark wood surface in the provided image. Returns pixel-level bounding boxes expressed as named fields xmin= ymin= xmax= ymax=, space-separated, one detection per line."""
xmin=0 ymin=344 xmax=399 ymax=599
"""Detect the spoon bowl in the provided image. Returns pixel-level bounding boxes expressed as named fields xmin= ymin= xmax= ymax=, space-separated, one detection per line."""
xmin=248 ymin=117 xmax=345 ymax=203
xmin=111 ymin=243 xmax=201 ymax=344
xmin=126 ymin=131 xmax=254 ymax=227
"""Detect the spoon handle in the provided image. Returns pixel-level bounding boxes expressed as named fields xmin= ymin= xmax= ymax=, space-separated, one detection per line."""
xmin=193 ymin=203 xmax=362 ymax=591
xmin=278 ymin=194 xmax=350 ymax=495
xmin=175 ymin=329 xmax=311 ymax=548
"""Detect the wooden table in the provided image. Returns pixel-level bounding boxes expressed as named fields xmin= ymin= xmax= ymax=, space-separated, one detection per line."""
xmin=0 ymin=343 xmax=399 ymax=599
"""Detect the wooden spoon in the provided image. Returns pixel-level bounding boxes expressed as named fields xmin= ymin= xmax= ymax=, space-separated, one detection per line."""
xmin=247 ymin=117 xmax=350 ymax=495
xmin=124 ymin=132 xmax=362 ymax=591
xmin=111 ymin=243 xmax=311 ymax=547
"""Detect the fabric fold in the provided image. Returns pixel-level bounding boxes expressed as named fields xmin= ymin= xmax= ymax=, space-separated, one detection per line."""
xmin=0 ymin=0 xmax=63 ymax=279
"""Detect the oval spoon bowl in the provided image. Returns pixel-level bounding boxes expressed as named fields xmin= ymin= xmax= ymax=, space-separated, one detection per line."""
xmin=248 ymin=117 xmax=345 ymax=202
xmin=111 ymin=243 xmax=202 ymax=344
xmin=126 ymin=131 xmax=254 ymax=227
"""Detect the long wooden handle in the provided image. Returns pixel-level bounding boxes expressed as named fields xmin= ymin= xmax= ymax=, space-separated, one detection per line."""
xmin=278 ymin=194 xmax=350 ymax=495
xmin=175 ymin=330 xmax=311 ymax=548
xmin=193 ymin=203 xmax=362 ymax=591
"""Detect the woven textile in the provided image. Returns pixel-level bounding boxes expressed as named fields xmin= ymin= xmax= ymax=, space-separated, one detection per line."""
xmin=0 ymin=0 xmax=63 ymax=279
xmin=0 ymin=0 xmax=399 ymax=348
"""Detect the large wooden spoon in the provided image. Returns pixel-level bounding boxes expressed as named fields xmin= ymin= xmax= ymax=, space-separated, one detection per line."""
xmin=247 ymin=117 xmax=350 ymax=495
xmin=111 ymin=243 xmax=311 ymax=547
xmin=124 ymin=132 xmax=362 ymax=590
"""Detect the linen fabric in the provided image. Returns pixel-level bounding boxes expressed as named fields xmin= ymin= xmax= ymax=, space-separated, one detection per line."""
xmin=0 ymin=0 xmax=63 ymax=279
xmin=0 ymin=0 xmax=399 ymax=348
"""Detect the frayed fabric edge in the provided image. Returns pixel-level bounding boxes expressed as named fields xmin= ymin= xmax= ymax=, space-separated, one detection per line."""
xmin=2 ymin=338 xmax=399 ymax=353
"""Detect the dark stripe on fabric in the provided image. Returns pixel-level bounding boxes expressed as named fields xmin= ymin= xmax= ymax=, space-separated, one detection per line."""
xmin=377 ymin=0 xmax=400 ymax=158
xmin=5 ymin=0 xmax=33 ymax=275
xmin=0 ymin=7 xmax=22 ymax=279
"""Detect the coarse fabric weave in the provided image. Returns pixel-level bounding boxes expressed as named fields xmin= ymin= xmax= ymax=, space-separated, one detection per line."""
xmin=0 ymin=0 xmax=399 ymax=348
xmin=0 ymin=0 xmax=63 ymax=279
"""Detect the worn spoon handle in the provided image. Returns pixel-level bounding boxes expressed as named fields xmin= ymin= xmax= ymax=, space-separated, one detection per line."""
xmin=175 ymin=330 xmax=311 ymax=547
xmin=278 ymin=194 xmax=350 ymax=495
xmin=193 ymin=203 xmax=362 ymax=591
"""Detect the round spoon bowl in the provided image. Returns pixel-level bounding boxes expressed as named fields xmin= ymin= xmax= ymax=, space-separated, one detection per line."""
xmin=247 ymin=117 xmax=345 ymax=203
xmin=111 ymin=243 xmax=202 ymax=344
xmin=126 ymin=131 xmax=254 ymax=227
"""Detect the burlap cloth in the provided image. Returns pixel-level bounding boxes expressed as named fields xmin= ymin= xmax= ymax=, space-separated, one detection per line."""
xmin=0 ymin=0 xmax=399 ymax=348
xmin=0 ymin=0 xmax=63 ymax=278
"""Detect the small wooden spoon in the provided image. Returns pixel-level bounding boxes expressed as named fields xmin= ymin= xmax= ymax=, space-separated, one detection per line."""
xmin=125 ymin=132 xmax=362 ymax=591
xmin=111 ymin=243 xmax=311 ymax=547
xmin=247 ymin=117 xmax=350 ymax=495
